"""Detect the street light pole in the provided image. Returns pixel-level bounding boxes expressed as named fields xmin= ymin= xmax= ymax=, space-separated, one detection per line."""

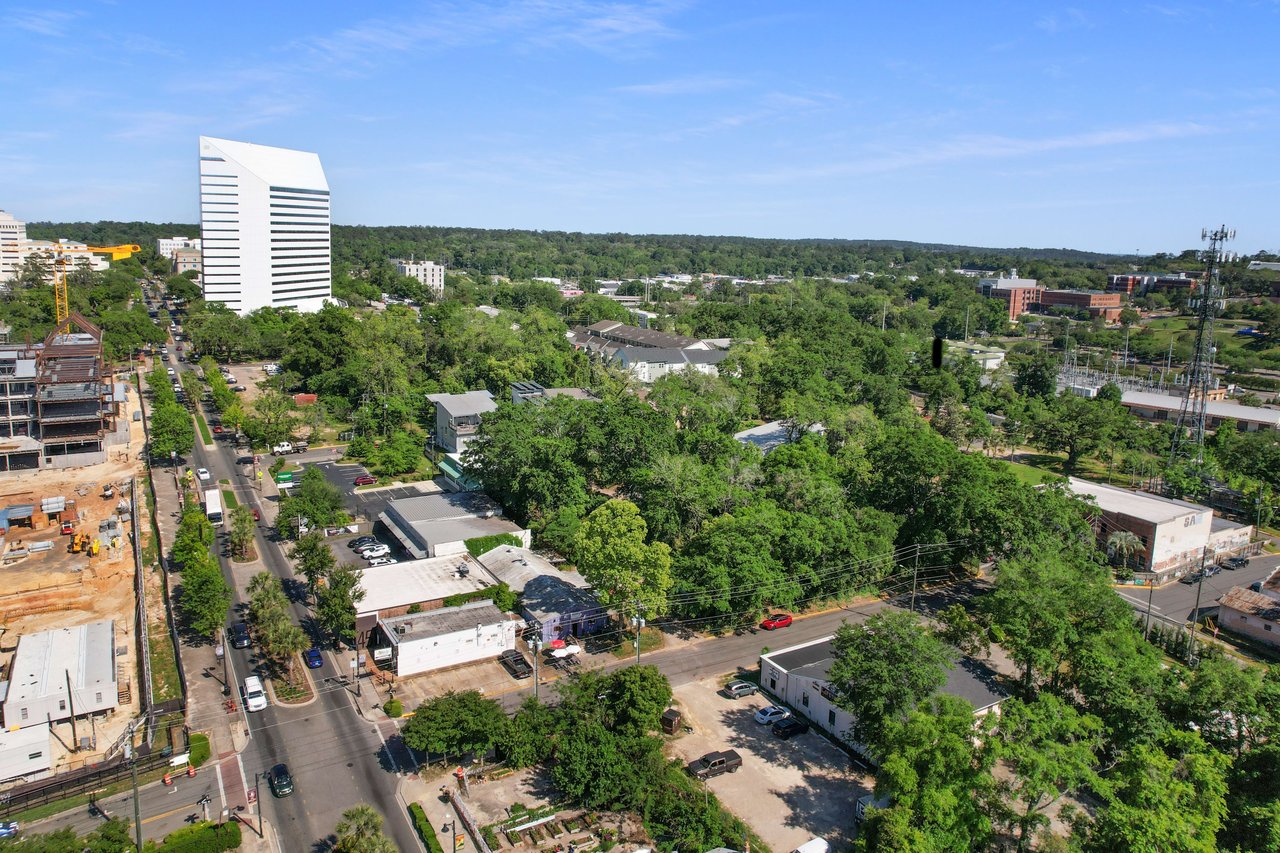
xmin=1145 ymin=573 xmax=1156 ymax=637
xmin=631 ymin=608 xmax=645 ymax=666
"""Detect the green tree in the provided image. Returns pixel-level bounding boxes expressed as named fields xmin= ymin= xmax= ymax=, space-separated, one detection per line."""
xmin=333 ymin=804 xmax=397 ymax=853
xmin=180 ymin=553 xmax=232 ymax=640
xmin=992 ymin=695 xmax=1102 ymax=850
xmin=1075 ymin=732 xmax=1228 ymax=853
xmin=228 ymin=504 xmax=256 ymax=560
xmin=401 ymin=690 xmax=507 ymax=761
xmin=828 ymin=610 xmax=953 ymax=751
xmin=315 ymin=562 xmax=365 ymax=644
xmin=288 ymin=531 xmax=336 ymax=600
xmin=572 ymin=499 xmax=673 ymax=618
xmin=248 ymin=388 xmax=296 ymax=447
xmin=1106 ymin=529 xmax=1142 ymax=573
xmin=861 ymin=694 xmax=997 ymax=852
xmin=148 ymin=399 xmax=195 ymax=460
xmin=1031 ymin=394 xmax=1125 ymax=473
xmin=550 ymin=719 xmax=650 ymax=810
xmin=495 ymin=696 xmax=558 ymax=768
xmin=1012 ymin=351 xmax=1059 ymax=399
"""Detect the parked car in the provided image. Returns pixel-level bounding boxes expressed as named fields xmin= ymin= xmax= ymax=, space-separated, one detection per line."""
xmin=754 ymin=705 xmax=791 ymax=725
xmin=724 ymin=680 xmax=758 ymax=699
xmin=212 ymin=425 xmax=223 ymax=434
xmin=304 ymin=648 xmax=323 ymax=669
xmin=353 ymin=474 xmax=377 ymax=486
xmin=252 ymin=508 xmax=260 ymax=521
xmin=195 ymin=468 xmax=211 ymax=481
xmin=772 ymin=717 xmax=810 ymax=740
xmin=268 ymin=763 xmax=294 ymax=797
xmin=349 ymin=536 xmax=378 ymax=550
xmin=366 ymin=557 xmax=398 ymax=567
xmin=499 ymin=649 xmax=533 ymax=679
xmin=229 ymin=622 xmax=251 ymax=649
xmin=760 ymin=613 xmax=794 ymax=630
xmin=233 ymin=385 xmax=247 ymax=392
xmin=1203 ymin=564 xmax=1222 ymax=578
xmin=166 ymin=367 xmax=175 ymax=377
xmin=1250 ymin=581 xmax=1265 ymax=592
xmin=686 ymin=750 xmax=742 ymax=779
xmin=0 ymin=821 xmax=17 ymax=838
xmin=1224 ymin=556 xmax=1250 ymax=570
xmin=360 ymin=544 xmax=391 ymax=560
xmin=1180 ymin=572 xmax=1203 ymax=585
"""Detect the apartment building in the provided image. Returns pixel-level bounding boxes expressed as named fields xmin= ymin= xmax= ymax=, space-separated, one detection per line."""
xmin=155 ymin=236 xmax=201 ymax=259
xmin=0 ymin=210 xmax=26 ymax=285
xmin=393 ymin=258 xmax=446 ymax=299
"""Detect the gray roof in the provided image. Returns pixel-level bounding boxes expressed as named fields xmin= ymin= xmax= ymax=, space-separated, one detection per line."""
xmin=413 ymin=515 xmax=525 ymax=547
xmin=382 ymin=600 xmax=509 ymax=644
xmin=426 ymin=390 xmax=497 ymax=418
xmin=733 ymin=420 xmax=824 ymax=454
xmin=521 ymin=574 xmax=604 ymax=622
xmin=585 ymin=320 xmax=703 ymax=349
xmin=3 ymin=620 xmax=117 ymax=709
xmin=477 ymin=546 xmax=589 ymax=592
xmin=385 ymin=492 xmax=502 ymax=524
xmin=613 ymin=347 xmax=729 ymax=367
xmin=765 ymin=636 xmax=1007 ymax=713
xmin=1121 ymin=390 xmax=1280 ymax=428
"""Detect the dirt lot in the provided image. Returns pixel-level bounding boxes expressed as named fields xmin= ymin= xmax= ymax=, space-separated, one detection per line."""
xmin=669 ymin=676 xmax=871 ymax=853
xmin=0 ymin=407 xmax=150 ymax=777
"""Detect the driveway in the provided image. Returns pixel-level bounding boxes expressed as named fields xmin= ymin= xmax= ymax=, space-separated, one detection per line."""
xmin=669 ymin=677 xmax=870 ymax=853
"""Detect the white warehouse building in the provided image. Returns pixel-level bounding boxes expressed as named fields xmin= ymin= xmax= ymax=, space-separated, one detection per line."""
xmin=2 ymin=620 xmax=118 ymax=729
xmin=198 ymin=136 xmax=332 ymax=314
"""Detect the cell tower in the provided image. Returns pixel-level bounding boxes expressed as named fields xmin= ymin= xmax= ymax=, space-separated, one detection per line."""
xmin=1168 ymin=225 xmax=1235 ymax=467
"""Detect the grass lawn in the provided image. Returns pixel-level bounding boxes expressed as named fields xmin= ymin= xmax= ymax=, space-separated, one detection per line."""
xmin=608 ymin=625 xmax=664 ymax=659
xmin=1139 ymin=316 xmax=1280 ymax=368
xmin=994 ymin=458 xmax=1060 ymax=486
xmin=1000 ymin=450 xmax=1158 ymax=489
xmin=194 ymin=409 xmax=214 ymax=445
xmin=147 ymin=625 xmax=183 ymax=704
xmin=221 ymin=489 xmax=238 ymax=508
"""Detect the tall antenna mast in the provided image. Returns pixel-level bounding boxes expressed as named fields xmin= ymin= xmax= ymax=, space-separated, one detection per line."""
xmin=1169 ymin=225 xmax=1235 ymax=469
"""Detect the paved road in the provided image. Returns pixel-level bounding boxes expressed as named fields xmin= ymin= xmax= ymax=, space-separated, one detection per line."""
xmin=147 ymin=359 xmax=421 ymax=850
xmin=1114 ymin=553 xmax=1280 ymax=623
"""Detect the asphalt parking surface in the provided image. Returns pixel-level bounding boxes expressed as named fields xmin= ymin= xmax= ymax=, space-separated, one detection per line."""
xmin=670 ymin=677 xmax=870 ymax=852
xmin=306 ymin=458 xmax=428 ymax=520
xmin=1116 ymin=552 xmax=1280 ymax=623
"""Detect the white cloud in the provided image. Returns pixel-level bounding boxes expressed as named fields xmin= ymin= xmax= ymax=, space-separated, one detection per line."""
xmin=616 ymin=75 xmax=742 ymax=96
xmin=10 ymin=9 xmax=80 ymax=37
xmin=1036 ymin=7 xmax=1092 ymax=33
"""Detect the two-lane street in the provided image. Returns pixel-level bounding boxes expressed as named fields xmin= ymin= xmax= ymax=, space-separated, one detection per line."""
xmin=1115 ymin=553 xmax=1280 ymax=623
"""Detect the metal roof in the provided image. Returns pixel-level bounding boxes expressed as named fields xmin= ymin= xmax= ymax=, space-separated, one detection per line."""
xmin=355 ymin=554 xmax=497 ymax=616
xmin=1121 ymin=390 xmax=1280 ymax=428
xmin=382 ymin=601 xmax=509 ymax=644
xmin=426 ymin=390 xmax=497 ymax=418
xmin=1068 ymin=477 xmax=1208 ymax=524
xmin=3 ymin=620 xmax=117 ymax=708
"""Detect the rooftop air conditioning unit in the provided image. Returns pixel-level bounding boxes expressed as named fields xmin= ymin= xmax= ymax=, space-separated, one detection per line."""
xmin=396 ymin=625 xmax=406 ymax=635
xmin=457 ymin=566 xmax=469 ymax=577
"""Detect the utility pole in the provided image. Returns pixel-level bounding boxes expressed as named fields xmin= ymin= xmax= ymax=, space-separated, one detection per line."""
xmin=1144 ymin=573 xmax=1156 ymax=637
xmin=880 ymin=300 xmax=887 ymax=332
xmin=126 ymin=734 xmax=142 ymax=852
xmin=1188 ymin=548 xmax=1209 ymax=664
xmin=65 ymin=669 xmax=78 ymax=750
xmin=254 ymin=772 xmax=263 ymax=837
xmin=529 ymin=633 xmax=542 ymax=702
xmin=631 ymin=606 xmax=645 ymax=666
xmin=910 ymin=545 xmax=920 ymax=613
xmin=963 ymin=306 xmax=970 ymax=343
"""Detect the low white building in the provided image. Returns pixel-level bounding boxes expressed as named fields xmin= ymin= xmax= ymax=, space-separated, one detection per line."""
xmin=1120 ymin=390 xmax=1280 ymax=433
xmin=759 ymin=636 xmax=1005 ymax=759
xmin=378 ymin=492 xmax=530 ymax=560
xmin=155 ymin=236 xmax=201 ymax=259
xmin=610 ymin=347 xmax=729 ymax=383
xmin=375 ymin=600 xmax=517 ymax=678
xmin=354 ymin=552 xmax=499 ymax=645
xmin=0 ymin=724 xmax=52 ymax=783
xmin=3 ymin=620 xmax=118 ymax=729
xmin=393 ymin=258 xmax=446 ymax=300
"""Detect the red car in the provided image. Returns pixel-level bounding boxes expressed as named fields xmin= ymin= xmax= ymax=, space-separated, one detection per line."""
xmin=252 ymin=508 xmax=261 ymax=521
xmin=353 ymin=474 xmax=377 ymax=486
xmin=760 ymin=613 xmax=793 ymax=631
xmin=212 ymin=425 xmax=223 ymax=434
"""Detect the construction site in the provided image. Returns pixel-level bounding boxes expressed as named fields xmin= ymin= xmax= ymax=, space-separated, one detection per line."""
xmin=0 ymin=310 xmax=170 ymax=789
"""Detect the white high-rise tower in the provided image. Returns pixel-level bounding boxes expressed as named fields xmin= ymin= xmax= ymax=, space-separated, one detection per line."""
xmin=198 ymin=136 xmax=331 ymax=314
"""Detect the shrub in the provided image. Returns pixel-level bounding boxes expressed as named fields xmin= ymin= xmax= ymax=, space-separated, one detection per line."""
xmin=409 ymin=802 xmax=445 ymax=853
xmin=187 ymin=732 xmax=211 ymax=768
xmin=157 ymin=820 xmax=241 ymax=852
xmin=464 ymin=532 xmax=524 ymax=558
xmin=482 ymin=825 xmax=500 ymax=850
xmin=384 ymin=698 xmax=404 ymax=718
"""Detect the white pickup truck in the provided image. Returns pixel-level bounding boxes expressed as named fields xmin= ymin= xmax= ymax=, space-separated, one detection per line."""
xmin=272 ymin=441 xmax=293 ymax=455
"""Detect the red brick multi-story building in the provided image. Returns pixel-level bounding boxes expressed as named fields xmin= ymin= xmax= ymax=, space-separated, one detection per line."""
xmin=977 ymin=277 xmax=1044 ymax=322
xmin=1041 ymin=289 xmax=1124 ymax=322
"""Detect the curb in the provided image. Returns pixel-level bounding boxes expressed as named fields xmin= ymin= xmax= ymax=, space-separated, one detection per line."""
xmin=264 ymin=662 xmax=320 ymax=709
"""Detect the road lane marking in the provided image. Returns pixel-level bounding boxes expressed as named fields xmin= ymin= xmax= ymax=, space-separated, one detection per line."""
xmin=215 ymin=761 xmax=226 ymax=814
xmin=236 ymin=754 xmax=249 ymax=808
xmin=142 ymin=803 xmax=199 ymax=825
xmin=1117 ymin=591 xmax=1161 ymax=610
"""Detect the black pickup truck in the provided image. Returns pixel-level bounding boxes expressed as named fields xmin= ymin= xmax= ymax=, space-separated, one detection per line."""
xmin=686 ymin=749 xmax=742 ymax=779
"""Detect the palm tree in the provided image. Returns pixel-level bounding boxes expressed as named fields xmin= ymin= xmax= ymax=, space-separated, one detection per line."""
xmin=334 ymin=804 xmax=395 ymax=853
xmin=1107 ymin=531 xmax=1143 ymax=572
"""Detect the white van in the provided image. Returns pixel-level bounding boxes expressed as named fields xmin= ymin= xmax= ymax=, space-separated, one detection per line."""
xmin=243 ymin=676 xmax=267 ymax=712
xmin=791 ymin=839 xmax=829 ymax=853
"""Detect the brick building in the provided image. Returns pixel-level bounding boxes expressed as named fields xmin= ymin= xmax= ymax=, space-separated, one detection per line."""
xmin=1041 ymin=289 xmax=1124 ymax=322
xmin=977 ymin=276 xmax=1043 ymax=322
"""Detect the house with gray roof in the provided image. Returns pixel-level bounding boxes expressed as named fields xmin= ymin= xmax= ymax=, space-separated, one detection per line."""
xmin=759 ymin=635 xmax=1006 ymax=760
xmin=426 ymin=390 xmax=498 ymax=454
xmin=521 ymin=574 xmax=608 ymax=645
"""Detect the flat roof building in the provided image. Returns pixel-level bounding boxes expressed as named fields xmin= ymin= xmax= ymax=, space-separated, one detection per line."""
xmin=354 ymin=552 xmax=498 ymax=644
xmin=378 ymin=492 xmax=530 ymax=560
xmin=0 ymin=210 xmax=27 ymax=285
xmin=1120 ymin=390 xmax=1280 ymax=432
xmin=426 ymin=390 xmax=497 ymax=455
xmin=3 ymin=620 xmax=118 ymax=729
xmin=392 ymin=258 xmax=445 ymax=300
xmin=977 ymin=276 xmax=1043 ymax=322
xmin=199 ymin=136 xmax=332 ymax=314
xmin=375 ymin=600 xmax=517 ymax=678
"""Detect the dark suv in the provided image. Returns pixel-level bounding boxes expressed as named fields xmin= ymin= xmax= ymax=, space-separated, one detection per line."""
xmin=772 ymin=717 xmax=810 ymax=740
xmin=499 ymin=649 xmax=533 ymax=680
xmin=229 ymin=622 xmax=251 ymax=649
xmin=269 ymin=764 xmax=294 ymax=797
xmin=1224 ymin=556 xmax=1250 ymax=570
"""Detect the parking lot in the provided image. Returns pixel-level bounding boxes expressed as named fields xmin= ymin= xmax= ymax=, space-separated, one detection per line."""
xmin=308 ymin=458 xmax=437 ymax=519
xmin=669 ymin=676 xmax=870 ymax=852
xmin=1116 ymin=552 xmax=1280 ymax=622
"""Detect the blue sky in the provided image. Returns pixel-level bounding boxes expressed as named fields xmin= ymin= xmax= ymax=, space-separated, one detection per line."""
xmin=3 ymin=1 xmax=1278 ymax=254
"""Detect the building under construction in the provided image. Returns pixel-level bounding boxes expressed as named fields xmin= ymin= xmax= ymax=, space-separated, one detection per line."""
xmin=0 ymin=313 xmax=128 ymax=473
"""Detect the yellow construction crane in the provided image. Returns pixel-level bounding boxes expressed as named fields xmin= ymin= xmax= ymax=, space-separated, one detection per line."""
xmin=14 ymin=242 xmax=141 ymax=328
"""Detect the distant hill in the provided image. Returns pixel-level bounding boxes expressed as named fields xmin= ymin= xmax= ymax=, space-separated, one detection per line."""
xmin=28 ymin=221 xmax=1140 ymax=279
